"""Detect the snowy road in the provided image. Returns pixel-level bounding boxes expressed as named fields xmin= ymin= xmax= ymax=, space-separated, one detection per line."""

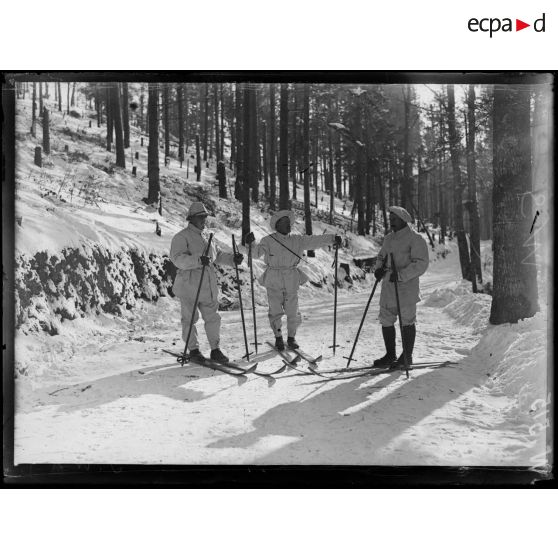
xmin=14 ymin=249 xmax=546 ymax=466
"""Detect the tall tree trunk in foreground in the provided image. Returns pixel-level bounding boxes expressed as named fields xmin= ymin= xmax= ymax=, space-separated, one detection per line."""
xmin=490 ymin=85 xmax=538 ymax=324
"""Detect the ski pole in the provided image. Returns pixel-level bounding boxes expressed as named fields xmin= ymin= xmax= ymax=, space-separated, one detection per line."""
xmin=248 ymin=242 xmax=259 ymax=354
xmin=232 ymin=234 xmax=251 ymax=361
xmin=180 ymin=233 xmax=214 ymax=365
xmin=343 ymin=275 xmax=381 ymax=367
xmin=390 ymin=253 xmax=409 ymax=379
xmin=329 ymin=243 xmax=340 ymax=354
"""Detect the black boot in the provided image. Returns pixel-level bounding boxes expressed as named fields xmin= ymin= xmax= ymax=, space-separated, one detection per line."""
xmin=373 ymin=326 xmax=397 ymax=367
xmin=275 ymin=336 xmax=285 ymax=351
xmin=189 ymin=348 xmax=206 ymax=362
xmin=391 ymin=324 xmax=416 ymax=368
xmin=287 ymin=336 xmax=299 ymax=349
xmin=210 ymin=348 xmax=229 ymax=363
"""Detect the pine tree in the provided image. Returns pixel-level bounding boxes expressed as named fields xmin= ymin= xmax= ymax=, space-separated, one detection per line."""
xmin=147 ymin=84 xmax=160 ymax=204
xmin=213 ymin=83 xmax=221 ymax=163
xmin=112 ymin=83 xmax=126 ymax=168
xmin=203 ymin=83 xmax=209 ymax=161
xmin=269 ymin=84 xmax=277 ymax=210
xmin=163 ymin=84 xmax=170 ymax=160
xmin=447 ymin=84 xmax=471 ymax=280
xmin=490 ymin=85 xmax=539 ymax=324
xmin=177 ymin=84 xmax=184 ymax=164
xmin=42 ymin=107 xmax=50 ymax=155
xmin=290 ymin=84 xmax=298 ymax=200
xmin=242 ymin=87 xmax=256 ymax=243
xmin=122 ymin=82 xmax=130 ymax=148
xmin=31 ymin=82 xmax=37 ymax=137
xmin=466 ymin=84 xmax=482 ymax=286
xmin=302 ymin=84 xmax=314 ymax=255
xmin=234 ymin=84 xmax=243 ymax=200
xmin=279 ymin=83 xmax=290 ymax=209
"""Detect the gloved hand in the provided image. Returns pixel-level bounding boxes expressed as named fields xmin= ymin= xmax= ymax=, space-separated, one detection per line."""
xmin=334 ymin=235 xmax=342 ymax=248
xmin=389 ymin=270 xmax=399 ymax=283
xmin=374 ymin=268 xmax=385 ymax=281
xmin=245 ymin=231 xmax=255 ymax=244
xmin=233 ymin=253 xmax=244 ymax=265
xmin=200 ymin=255 xmax=211 ymax=266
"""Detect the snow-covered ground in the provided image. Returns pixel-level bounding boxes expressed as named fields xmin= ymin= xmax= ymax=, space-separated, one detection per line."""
xmin=11 ymin=85 xmax=551 ymax=468
xmin=14 ymin=244 xmax=550 ymax=466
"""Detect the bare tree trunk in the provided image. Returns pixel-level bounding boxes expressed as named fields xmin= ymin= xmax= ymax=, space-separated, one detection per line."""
xmin=96 ymin=84 xmax=101 ymax=127
xmin=290 ymin=84 xmax=297 ymax=200
xmin=196 ymin=134 xmax=202 ymax=181
xmin=31 ymin=82 xmax=37 ymax=136
xmin=302 ymin=84 xmax=314 ymax=255
xmin=147 ymin=84 xmax=160 ymax=203
xmin=184 ymin=84 xmax=190 ymax=153
xmin=42 ymin=107 xmax=50 ymax=155
xmin=163 ymin=84 xmax=170 ymax=160
xmin=203 ymin=83 xmax=209 ymax=161
xmin=71 ymin=82 xmax=76 ymax=106
xmin=377 ymin=159 xmax=389 ymax=235
xmin=39 ymin=82 xmax=43 ymax=115
xmin=112 ymin=83 xmax=126 ymax=168
xmin=269 ymin=83 xmax=277 ymax=210
xmin=279 ymin=83 xmax=290 ymax=209
xmin=217 ymin=161 xmax=227 ymax=198
xmin=234 ymin=84 xmax=243 ymax=200
xmin=447 ymin=84 xmax=471 ymax=280
xmin=122 ymin=82 xmax=130 ymax=148
xmin=220 ymin=83 xmax=225 ymax=161
xmin=242 ymin=87 xmax=257 ymax=243
xmin=438 ymin=102 xmax=446 ymax=243
xmin=262 ymin=122 xmax=269 ymax=198
xmin=490 ymin=85 xmax=539 ymax=324
xmin=466 ymin=84 xmax=482 ymax=285
xmin=250 ymin=87 xmax=259 ymax=203
xmin=402 ymin=84 xmax=412 ymax=208
xmin=177 ymin=84 xmax=184 ymax=165
xmin=66 ymin=82 xmax=70 ymax=115
xmin=106 ymin=84 xmax=113 ymax=151
xmin=213 ymin=83 xmax=221 ymax=162
xmin=328 ymin=125 xmax=334 ymax=223
xmin=312 ymin=131 xmax=318 ymax=208
xmin=139 ymin=84 xmax=145 ymax=131
xmin=58 ymin=82 xmax=62 ymax=112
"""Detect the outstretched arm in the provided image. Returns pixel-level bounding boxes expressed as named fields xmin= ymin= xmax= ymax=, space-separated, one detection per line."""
xmin=300 ymin=233 xmax=336 ymax=251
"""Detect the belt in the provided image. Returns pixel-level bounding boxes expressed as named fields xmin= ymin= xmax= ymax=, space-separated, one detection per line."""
xmin=266 ymin=265 xmax=298 ymax=271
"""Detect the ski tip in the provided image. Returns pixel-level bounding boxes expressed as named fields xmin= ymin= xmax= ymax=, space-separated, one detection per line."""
xmin=246 ymin=363 xmax=258 ymax=372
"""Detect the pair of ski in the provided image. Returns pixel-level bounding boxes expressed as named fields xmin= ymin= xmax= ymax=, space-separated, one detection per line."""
xmin=161 ymin=348 xmax=287 ymax=379
xmin=264 ymin=342 xmax=456 ymax=380
xmin=284 ymin=358 xmax=457 ymax=381
xmin=264 ymin=341 xmax=322 ymax=368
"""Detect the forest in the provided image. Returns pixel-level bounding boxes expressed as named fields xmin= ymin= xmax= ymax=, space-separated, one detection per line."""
xmin=18 ymin=77 xmax=550 ymax=325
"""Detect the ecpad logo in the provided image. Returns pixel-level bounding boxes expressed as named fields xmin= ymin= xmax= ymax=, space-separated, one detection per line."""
xmin=468 ymin=13 xmax=546 ymax=37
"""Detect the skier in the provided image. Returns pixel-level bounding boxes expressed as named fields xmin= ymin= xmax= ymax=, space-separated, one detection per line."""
xmin=372 ymin=206 xmax=429 ymax=368
xmin=245 ymin=209 xmax=341 ymax=351
xmin=170 ymin=202 xmax=244 ymax=363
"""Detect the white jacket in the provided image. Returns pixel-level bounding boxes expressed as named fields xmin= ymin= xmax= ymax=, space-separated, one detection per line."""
xmin=252 ymin=232 xmax=336 ymax=293
xmin=374 ymin=225 xmax=429 ymax=307
xmin=170 ymin=225 xmax=234 ymax=302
